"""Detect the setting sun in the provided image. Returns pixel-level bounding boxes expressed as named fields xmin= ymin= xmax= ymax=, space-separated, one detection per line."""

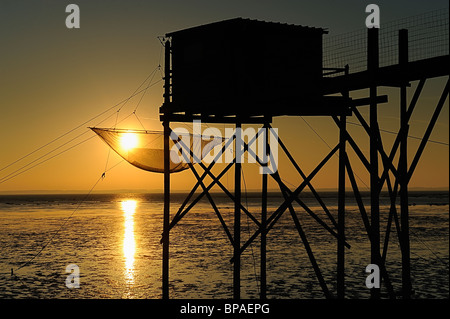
xmin=120 ymin=133 xmax=139 ymax=151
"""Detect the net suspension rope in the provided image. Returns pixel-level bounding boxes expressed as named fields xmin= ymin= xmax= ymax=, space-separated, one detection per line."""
xmin=5 ymin=64 xmax=164 ymax=276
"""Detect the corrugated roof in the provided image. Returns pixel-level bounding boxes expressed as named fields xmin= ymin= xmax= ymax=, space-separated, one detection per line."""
xmin=166 ymin=17 xmax=327 ymax=37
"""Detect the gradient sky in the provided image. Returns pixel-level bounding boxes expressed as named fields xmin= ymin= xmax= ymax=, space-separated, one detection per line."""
xmin=0 ymin=0 xmax=448 ymax=193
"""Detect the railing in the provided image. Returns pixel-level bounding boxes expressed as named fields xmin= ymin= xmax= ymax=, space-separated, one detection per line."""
xmin=323 ymin=8 xmax=449 ymax=76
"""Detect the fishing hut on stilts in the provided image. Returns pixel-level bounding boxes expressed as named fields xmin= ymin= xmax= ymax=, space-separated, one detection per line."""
xmin=157 ymin=12 xmax=449 ymax=299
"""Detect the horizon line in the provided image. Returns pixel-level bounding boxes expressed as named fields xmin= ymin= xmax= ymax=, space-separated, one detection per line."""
xmin=0 ymin=187 xmax=448 ymax=195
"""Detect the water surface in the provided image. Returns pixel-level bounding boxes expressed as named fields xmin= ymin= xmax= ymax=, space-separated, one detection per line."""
xmin=0 ymin=191 xmax=448 ymax=299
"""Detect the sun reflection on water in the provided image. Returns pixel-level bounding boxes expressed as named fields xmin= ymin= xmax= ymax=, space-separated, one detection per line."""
xmin=121 ymin=200 xmax=137 ymax=285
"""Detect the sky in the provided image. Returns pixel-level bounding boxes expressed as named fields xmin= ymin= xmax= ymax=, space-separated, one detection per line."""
xmin=0 ymin=0 xmax=448 ymax=193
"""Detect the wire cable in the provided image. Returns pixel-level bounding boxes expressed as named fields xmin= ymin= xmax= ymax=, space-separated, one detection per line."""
xmin=241 ymin=166 xmax=261 ymax=296
xmin=347 ymin=121 xmax=449 ymax=146
xmin=0 ymin=66 xmax=161 ymax=172
xmin=0 ymin=74 xmax=162 ymax=185
xmin=300 ymin=116 xmax=371 ymax=190
xmin=13 ymin=174 xmax=103 ymax=272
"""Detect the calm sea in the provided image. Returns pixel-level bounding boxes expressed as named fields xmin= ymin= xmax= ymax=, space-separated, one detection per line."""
xmin=0 ymin=191 xmax=448 ymax=299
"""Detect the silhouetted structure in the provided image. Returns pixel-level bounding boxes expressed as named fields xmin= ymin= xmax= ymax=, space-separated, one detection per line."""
xmin=161 ymin=18 xmax=350 ymax=119
xmin=159 ymin=13 xmax=449 ymax=299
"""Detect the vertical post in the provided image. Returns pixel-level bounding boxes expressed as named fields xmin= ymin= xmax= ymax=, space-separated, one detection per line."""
xmin=337 ymin=65 xmax=349 ymax=299
xmin=162 ymin=39 xmax=171 ymax=300
xmin=260 ymin=123 xmax=268 ymax=299
xmin=399 ymin=29 xmax=412 ymax=299
xmin=368 ymin=27 xmax=380 ymax=299
xmin=234 ymin=121 xmax=242 ymax=299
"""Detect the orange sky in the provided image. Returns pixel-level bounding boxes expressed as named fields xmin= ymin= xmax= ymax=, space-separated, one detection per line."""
xmin=0 ymin=0 xmax=448 ymax=193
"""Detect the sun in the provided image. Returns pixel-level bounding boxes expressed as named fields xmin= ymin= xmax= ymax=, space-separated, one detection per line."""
xmin=120 ymin=132 xmax=138 ymax=151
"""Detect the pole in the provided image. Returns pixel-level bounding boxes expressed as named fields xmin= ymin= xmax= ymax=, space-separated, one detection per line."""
xmin=234 ymin=122 xmax=242 ymax=299
xmin=399 ymin=29 xmax=412 ymax=299
xmin=162 ymin=39 xmax=171 ymax=299
xmin=337 ymin=65 xmax=348 ymax=298
xmin=368 ymin=27 xmax=380 ymax=299
xmin=260 ymin=123 xmax=269 ymax=299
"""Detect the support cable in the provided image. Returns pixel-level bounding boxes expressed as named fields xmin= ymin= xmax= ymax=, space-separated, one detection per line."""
xmin=0 ymin=69 xmax=162 ymax=185
xmin=347 ymin=121 xmax=449 ymax=146
xmin=9 ymin=156 xmax=122 ymax=274
xmin=241 ymin=166 xmax=261 ymax=296
xmin=300 ymin=116 xmax=370 ymax=190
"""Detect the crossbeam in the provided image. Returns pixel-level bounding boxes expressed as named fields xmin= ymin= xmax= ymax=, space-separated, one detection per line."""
xmin=323 ymin=55 xmax=449 ymax=94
